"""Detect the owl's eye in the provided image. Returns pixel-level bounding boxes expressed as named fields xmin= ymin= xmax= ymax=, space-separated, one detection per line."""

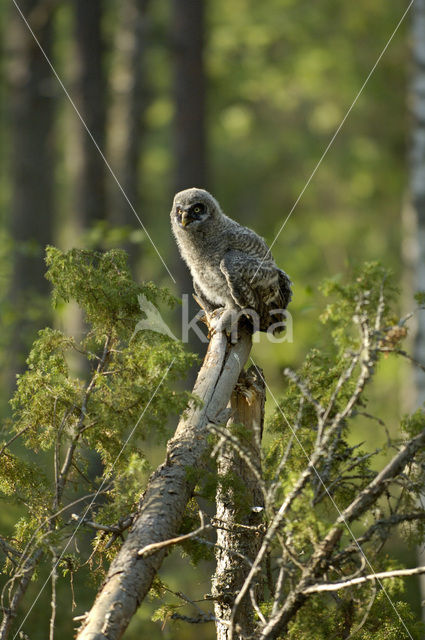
xmin=193 ymin=206 xmax=201 ymax=213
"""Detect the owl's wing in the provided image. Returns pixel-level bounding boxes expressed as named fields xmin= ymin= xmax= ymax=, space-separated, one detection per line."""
xmin=220 ymin=250 xmax=292 ymax=332
xmin=229 ymin=227 xmax=271 ymax=260
xmin=226 ymin=225 xmax=292 ymax=300
xmin=220 ymin=251 xmax=285 ymax=306
xmin=276 ymin=267 xmax=293 ymax=309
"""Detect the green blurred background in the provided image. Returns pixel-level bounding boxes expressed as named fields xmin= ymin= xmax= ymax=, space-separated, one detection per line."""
xmin=0 ymin=0 xmax=418 ymax=637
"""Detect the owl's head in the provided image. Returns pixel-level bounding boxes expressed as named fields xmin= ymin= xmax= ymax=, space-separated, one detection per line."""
xmin=172 ymin=188 xmax=220 ymax=230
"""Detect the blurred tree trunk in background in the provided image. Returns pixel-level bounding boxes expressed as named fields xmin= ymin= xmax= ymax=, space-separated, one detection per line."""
xmin=408 ymin=0 xmax=425 ymax=618
xmin=109 ymin=0 xmax=151 ymax=263
xmin=64 ymin=0 xmax=108 ymax=363
xmin=173 ymin=0 xmax=207 ymax=193
xmin=74 ymin=0 xmax=107 ymax=229
xmin=6 ymin=0 xmax=57 ymax=383
xmin=172 ymin=0 xmax=207 ymax=358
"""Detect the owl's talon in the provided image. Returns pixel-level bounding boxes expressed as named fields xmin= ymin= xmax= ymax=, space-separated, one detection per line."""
xmin=208 ymin=308 xmax=226 ymax=331
xmin=209 ymin=308 xmax=241 ymax=343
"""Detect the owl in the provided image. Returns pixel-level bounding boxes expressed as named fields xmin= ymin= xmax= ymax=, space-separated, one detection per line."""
xmin=171 ymin=188 xmax=292 ymax=336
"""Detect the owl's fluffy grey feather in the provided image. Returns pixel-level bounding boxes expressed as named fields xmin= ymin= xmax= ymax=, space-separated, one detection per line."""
xmin=171 ymin=187 xmax=292 ymax=334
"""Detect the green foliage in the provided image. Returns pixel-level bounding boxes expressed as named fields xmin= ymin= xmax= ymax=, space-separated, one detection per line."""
xmin=0 ymin=247 xmax=196 ymax=589
xmin=0 ymin=1 xmax=419 ymax=635
xmin=263 ymin=263 xmax=423 ymax=635
xmin=0 ymin=454 xmax=49 ymax=506
xmin=81 ymin=221 xmax=146 ymax=251
xmin=151 ymin=603 xmax=180 ymax=624
xmin=3 ymin=255 xmax=417 ymax=638
xmin=45 ymin=246 xmax=175 ymax=338
xmin=177 ymin=500 xmax=214 ymax=565
xmin=414 ymin=291 xmax=425 ymax=307
xmin=286 ymin=587 xmax=423 ymax=640
xmin=356 ymin=589 xmax=423 ymax=640
xmin=286 ymin=592 xmax=356 ymax=640
xmin=402 ymin=409 xmax=425 ymax=438
xmin=320 ymin=261 xmax=398 ymax=353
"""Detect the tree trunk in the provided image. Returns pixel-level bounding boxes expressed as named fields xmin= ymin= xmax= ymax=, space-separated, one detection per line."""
xmin=408 ymin=0 xmax=425 ymax=618
xmin=212 ymin=366 xmax=265 ymax=640
xmin=6 ymin=0 xmax=56 ymax=382
xmin=171 ymin=0 xmax=208 ymax=360
xmin=74 ymin=0 xmax=107 ymax=230
xmin=76 ymin=328 xmax=252 ymax=640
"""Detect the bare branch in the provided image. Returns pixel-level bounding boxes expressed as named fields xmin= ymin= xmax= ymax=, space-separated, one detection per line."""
xmin=138 ymin=512 xmax=211 ymax=557
xmin=267 ymin=396 xmax=304 ymax=505
xmin=171 ymin=612 xmax=222 ymax=624
xmin=336 ymin=428 xmax=425 ymax=526
xmin=303 ymin=566 xmax=425 ymax=594
xmin=256 ymin=427 xmax=425 ymax=639
xmin=0 ymin=426 xmax=30 ymax=458
xmin=0 ymin=549 xmax=43 ymax=640
xmin=48 ymin=552 xmax=58 ymax=640
xmin=334 ymin=511 xmax=425 ymax=565
xmin=374 ymin=279 xmax=386 ymax=332
xmin=379 ymin=347 xmax=425 ymax=373
xmin=345 ymin=584 xmax=377 ymax=640
xmin=0 ymin=538 xmax=21 ymax=564
xmin=54 ymin=334 xmax=112 ymax=509
xmin=283 ymin=368 xmax=324 ymax=416
xmin=70 ymin=513 xmax=132 ymax=537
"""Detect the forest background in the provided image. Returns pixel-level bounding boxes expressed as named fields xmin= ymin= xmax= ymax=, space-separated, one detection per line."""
xmin=0 ymin=0 xmax=421 ymax=638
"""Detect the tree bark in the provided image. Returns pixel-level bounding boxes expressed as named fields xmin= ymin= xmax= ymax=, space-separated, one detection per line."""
xmin=408 ymin=0 xmax=425 ymax=617
xmin=212 ymin=366 xmax=265 ymax=640
xmin=76 ymin=328 xmax=252 ymax=640
xmin=6 ymin=0 xmax=56 ymax=380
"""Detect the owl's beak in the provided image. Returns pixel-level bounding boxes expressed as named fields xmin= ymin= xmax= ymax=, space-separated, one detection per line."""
xmin=181 ymin=210 xmax=190 ymax=227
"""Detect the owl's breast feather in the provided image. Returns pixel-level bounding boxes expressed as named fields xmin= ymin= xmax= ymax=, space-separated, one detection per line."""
xmin=172 ymin=218 xmax=234 ymax=307
xmin=192 ymin=262 xmax=230 ymax=307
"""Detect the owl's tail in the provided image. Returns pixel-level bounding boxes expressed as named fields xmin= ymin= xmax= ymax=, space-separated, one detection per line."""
xmin=254 ymin=269 xmax=292 ymax=334
xmin=278 ymin=269 xmax=292 ymax=310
